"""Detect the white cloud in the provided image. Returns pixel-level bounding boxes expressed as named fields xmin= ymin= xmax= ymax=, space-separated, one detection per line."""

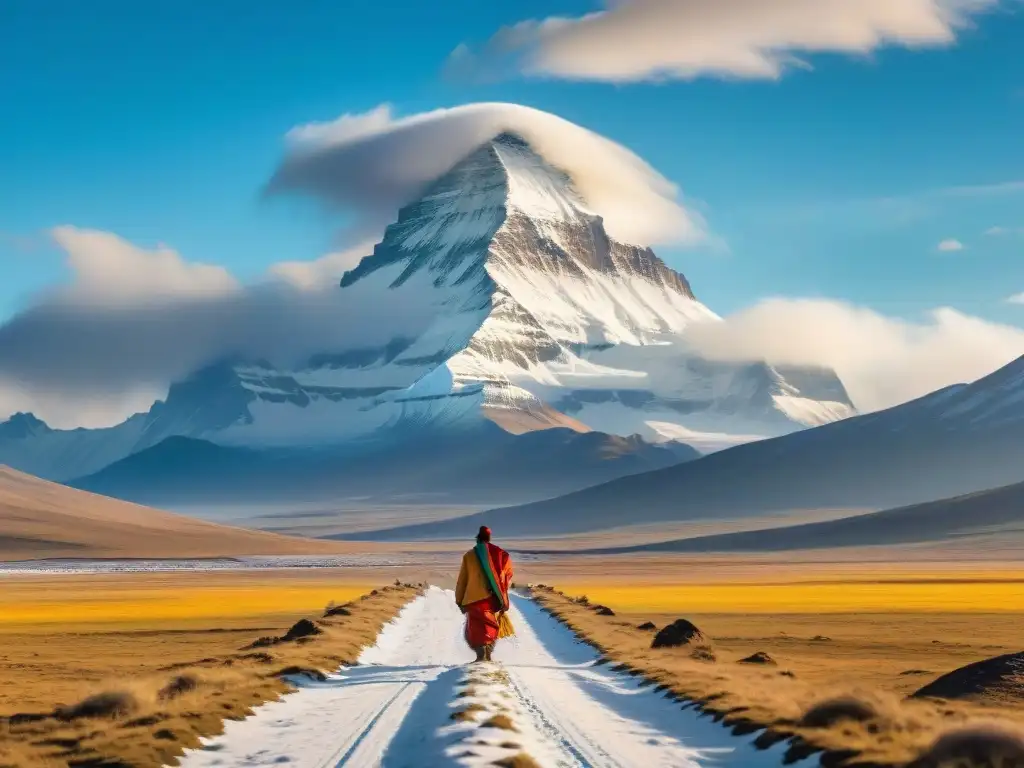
xmin=937 ymin=238 xmax=965 ymax=251
xmin=50 ymin=226 xmax=239 ymax=306
xmin=1006 ymin=293 xmax=1024 ymax=304
xmin=286 ymin=103 xmax=393 ymax=146
xmin=268 ymin=241 xmax=375 ymax=289
xmin=685 ymin=298 xmax=1024 ymax=412
xmin=985 ymin=225 xmax=1024 ymax=237
xmin=452 ymin=0 xmax=1000 ymax=83
xmin=267 ymin=102 xmax=706 ymax=247
xmin=0 ymin=229 xmax=440 ymax=428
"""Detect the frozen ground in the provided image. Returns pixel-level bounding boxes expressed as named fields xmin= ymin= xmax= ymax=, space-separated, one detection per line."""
xmin=179 ymin=586 xmax=790 ymax=767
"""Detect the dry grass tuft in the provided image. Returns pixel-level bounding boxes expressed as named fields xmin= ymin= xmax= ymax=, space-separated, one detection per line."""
xmin=482 ymin=714 xmax=518 ymax=732
xmin=158 ymin=674 xmax=198 ymax=701
xmin=914 ymin=724 xmax=1024 ymax=767
xmin=492 ymin=753 xmax=541 ymax=768
xmin=799 ymin=695 xmax=879 ymax=728
xmin=690 ymin=645 xmax=717 ymax=663
xmin=55 ymin=690 xmax=139 ymax=721
xmin=476 ymin=669 xmax=512 ymax=686
xmin=451 ymin=703 xmax=486 ymax=723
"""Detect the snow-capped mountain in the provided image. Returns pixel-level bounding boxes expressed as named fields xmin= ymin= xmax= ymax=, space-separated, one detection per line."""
xmin=369 ymin=355 xmax=1024 ymax=540
xmin=0 ymin=132 xmax=855 ymax=483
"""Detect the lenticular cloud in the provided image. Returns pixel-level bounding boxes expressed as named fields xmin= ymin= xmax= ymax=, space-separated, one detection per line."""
xmin=267 ymin=102 xmax=706 ymax=247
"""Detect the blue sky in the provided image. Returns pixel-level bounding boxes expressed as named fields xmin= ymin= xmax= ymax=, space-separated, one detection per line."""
xmin=1 ymin=0 xmax=1022 ymax=327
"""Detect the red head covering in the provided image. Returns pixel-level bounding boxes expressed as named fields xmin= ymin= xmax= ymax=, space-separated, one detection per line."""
xmin=477 ymin=526 xmax=492 ymax=542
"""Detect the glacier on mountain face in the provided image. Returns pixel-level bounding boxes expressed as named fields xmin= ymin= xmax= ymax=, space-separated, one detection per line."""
xmin=0 ymin=132 xmax=856 ymax=481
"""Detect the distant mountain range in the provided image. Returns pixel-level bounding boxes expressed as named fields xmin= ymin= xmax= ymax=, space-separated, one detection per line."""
xmin=70 ymin=423 xmax=699 ymax=507
xmin=346 ymin=354 xmax=1024 ymax=540
xmin=0 ymin=132 xmax=854 ymax=503
xmin=577 ymin=479 xmax=1024 ymax=554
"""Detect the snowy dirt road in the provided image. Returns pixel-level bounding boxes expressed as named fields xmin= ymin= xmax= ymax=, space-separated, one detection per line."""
xmin=181 ymin=587 xmax=790 ymax=768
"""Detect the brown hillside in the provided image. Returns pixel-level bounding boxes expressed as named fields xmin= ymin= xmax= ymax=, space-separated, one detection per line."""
xmin=0 ymin=465 xmax=356 ymax=560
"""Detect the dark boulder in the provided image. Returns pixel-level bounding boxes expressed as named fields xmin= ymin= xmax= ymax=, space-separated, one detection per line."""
xmin=651 ymin=619 xmax=707 ymax=649
xmin=282 ymin=619 xmax=322 ymax=642
xmin=738 ymin=651 xmax=776 ymax=666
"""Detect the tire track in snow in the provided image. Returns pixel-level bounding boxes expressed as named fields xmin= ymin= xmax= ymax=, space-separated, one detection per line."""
xmin=505 ymin=668 xmax=604 ymax=767
xmin=179 ymin=586 xmax=787 ymax=767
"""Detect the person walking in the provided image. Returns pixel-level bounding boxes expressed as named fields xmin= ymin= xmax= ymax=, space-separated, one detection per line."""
xmin=455 ymin=525 xmax=514 ymax=662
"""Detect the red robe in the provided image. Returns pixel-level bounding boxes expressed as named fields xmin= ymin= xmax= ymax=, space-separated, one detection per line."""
xmin=461 ymin=542 xmax=512 ymax=649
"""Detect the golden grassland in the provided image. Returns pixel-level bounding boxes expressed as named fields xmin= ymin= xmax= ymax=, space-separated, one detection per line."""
xmin=0 ymin=573 xmax=377 ymax=629
xmin=0 ymin=574 xmax=421 ymax=768
xmin=530 ymin=583 xmax=1024 ymax=768
xmin=551 ymin=577 xmax=1024 ymax=613
xmin=0 ymin=571 xmax=395 ymax=714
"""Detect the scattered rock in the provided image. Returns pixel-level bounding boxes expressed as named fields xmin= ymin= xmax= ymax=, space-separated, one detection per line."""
xmin=799 ymin=696 xmax=879 ymax=728
xmin=592 ymin=605 xmax=616 ymax=616
xmin=235 ymin=651 xmax=274 ymax=663
xmin=811 ymin=635 xmax=833 ymax=642
xmin=738 ymin=651 xmax=776 ymax=666
xmin=913 ymin=651 xmax=1024 ymax=705
xmin=324 ymin=604 xmax=352 ymax=617
xmin=637 ymin=621 xmax=657 ymax=631
xmin=282 ymin=619 xmax=322 ymax=642
xmin=651 ymin=619 xmax=707 ymax=649
xmin=899 ymin=669 xmax=932 ymax=676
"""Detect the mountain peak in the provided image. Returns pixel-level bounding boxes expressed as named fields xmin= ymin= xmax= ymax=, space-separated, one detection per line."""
xmin=0 ymin=412 xmax=50 ymax=439
xmin=0 ymin=128 xmax=858 ymax=484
